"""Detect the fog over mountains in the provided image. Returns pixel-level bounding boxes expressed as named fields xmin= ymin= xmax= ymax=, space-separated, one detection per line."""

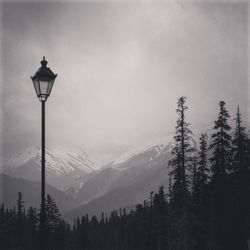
xmin=0 ymin=133 xmax=199 ymax=221
xmin=0 ymin=174 xmax=81 ymax=212
xmin=1 ymin=126 xmax=247 ymax=220
xmin=76 ymin=136 xmax=174 ymax=202
xmin=2 ymin=145 xmax=98 ymax=190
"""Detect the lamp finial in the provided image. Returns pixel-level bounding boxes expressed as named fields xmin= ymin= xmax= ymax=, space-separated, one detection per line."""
xmin=41 ymin=56 xmax=48 ymax=67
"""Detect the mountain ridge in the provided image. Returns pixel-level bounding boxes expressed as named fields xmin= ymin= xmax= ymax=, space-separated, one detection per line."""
xmin=0 ymin=174 xmax=82 ymax=212
xmin=2 ymin=145 xmax=98 ymax=191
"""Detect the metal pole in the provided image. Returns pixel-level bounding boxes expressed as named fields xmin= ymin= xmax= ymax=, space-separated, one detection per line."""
xmin=40 ymin=100 xmax=46 ymax=249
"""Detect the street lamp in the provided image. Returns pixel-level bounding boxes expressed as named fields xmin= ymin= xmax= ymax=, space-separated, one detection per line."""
xmin=31 ymin=57 xmax=57 ymax=248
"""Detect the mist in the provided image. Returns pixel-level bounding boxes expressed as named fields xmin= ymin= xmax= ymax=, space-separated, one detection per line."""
xmin=1 ymin=1 xmax=248 ymax=162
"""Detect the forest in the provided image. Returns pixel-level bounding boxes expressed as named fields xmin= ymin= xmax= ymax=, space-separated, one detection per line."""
xmin=0 ymin=97 xmax=249 ymax=250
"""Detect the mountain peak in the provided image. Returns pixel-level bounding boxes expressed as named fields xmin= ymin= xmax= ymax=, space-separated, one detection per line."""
xmin=3 ymin=146 xmax=39 ymax=169
xmin=2 ymin=145 xmax=99 ymax=190
xmin=110 ymin=135 xmax=174 ymax=168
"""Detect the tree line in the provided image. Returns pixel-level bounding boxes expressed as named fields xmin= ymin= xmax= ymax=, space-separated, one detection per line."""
xmin=0 ymin=97 xmax=249 ymax=250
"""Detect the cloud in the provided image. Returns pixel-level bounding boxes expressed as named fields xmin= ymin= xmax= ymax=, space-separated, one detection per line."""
xmin=1 ymin=1 xmax=248 ymax=162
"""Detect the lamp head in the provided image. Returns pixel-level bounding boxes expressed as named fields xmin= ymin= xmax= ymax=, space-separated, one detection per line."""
xmin=31 ymin=57 xmax=57 ymax=102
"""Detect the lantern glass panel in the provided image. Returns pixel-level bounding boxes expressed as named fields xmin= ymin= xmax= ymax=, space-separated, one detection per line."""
xmin=39 ymin=80 xmax=49 ymax=96
xmin=47 ymin=79 xmax=55 ymax=96
xmin=32 ymin=78 xmax=40 ymax=97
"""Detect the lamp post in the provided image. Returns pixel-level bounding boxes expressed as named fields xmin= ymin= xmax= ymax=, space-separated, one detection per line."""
xmin=31 ymin=57 xmax=57 ymax=249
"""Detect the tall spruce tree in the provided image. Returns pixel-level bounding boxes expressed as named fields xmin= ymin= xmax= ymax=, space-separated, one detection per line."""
xmin=169 ymin=96 xmax=194 ymax=210
xmin=231 ymin=106 xmax=250 ymax=249
xmin=198 ymin=134 xmax=209 ymax=185
xmin=190 ymin=134 xmax=210 ymax=250
xmin=17 ymin=192 xmax=24 ymax=217
xmin=44 ymin=195 xmax=63 ymax=249
xmin=45 ymin=194 xmax=62 ymax=232
xmin=153 ymin=186 xmax=168 ymax=250
xmin=191 ymin=155 xmax=198 ymax=203
xmin=193 ymin=133 xmax=209 ymax=207
xmin=168 ymin=97 xmax=194 ymax=250
xmin=26 ymin=207 xmax=38 ymax=249
xmin=209 ymin=101 xmax=233 ymax=250
xmin=232 ymin=106 xmax=250 ymax=173
xmin=209 ymin=101 xmax=232 ymax=176
xmin=16 ymin=192 xmax=25 ymax=249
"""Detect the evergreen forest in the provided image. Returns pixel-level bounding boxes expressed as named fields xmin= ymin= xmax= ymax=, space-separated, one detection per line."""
xmin=1 ymin=97 xmax=250 ymax=250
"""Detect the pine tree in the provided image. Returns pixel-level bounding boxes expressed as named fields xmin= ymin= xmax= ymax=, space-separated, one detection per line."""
xmin=232 ymin=106 xmax=250 ymax=173
xmin=231 ymin=106 xmax=250 ymax=249
xmin=166 ymin=178 xmax=173 ymax=249
xmin=17 ymin=192 xmax=25 ymax=219
xmin=191 ymin=135 xmax=210 ymax=250
xmin=26 ymin=207 xmax=38 ymax=249
xmin=192 ymin=134 xmax=209 ymax=207
xmin=169 ymin=96 xmax=194 ymax=212
xmin=45 ymin=194 xmax=62 ymax=232
xmin=209 ymin=102 xmax=235 ymax=249
xmin=209 ymin=101 xmax=232 ymax=177
xmin=168 ymin=96 xmax=194 ymax=250
xmin=198 ymin=134 xmax=209 ymax=185
xmin=167 ymin=178 xmax=173 ymax=203
xmin=44 ymin=195 xmax=64 ymax=249
xmin=16 ymin=192 xmax=25 ymax=249
xmin=191 ymin=155 xmax=198 ymax=203
xmin=153 ymin=186 xmax=168 ymax=250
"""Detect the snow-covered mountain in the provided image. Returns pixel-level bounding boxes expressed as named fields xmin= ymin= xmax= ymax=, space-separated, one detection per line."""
xmin=2 ymin=145 xmax=99 ymax=191
xmin=110 ymin=136 xmax=175 ymax=169
xmin=75 ymin=136 xmax=176 ymax=203
xmin=65 ymin=136 xmax=176 ymax=220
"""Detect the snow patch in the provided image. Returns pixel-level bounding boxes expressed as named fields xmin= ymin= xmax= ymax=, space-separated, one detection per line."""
xmin=3 ymin=145 xmax=99 ymax=177
xmin=111 ymin=135 xmax=173 ymax=166
xmin=3 ymin=146 xmax=39 ymax=168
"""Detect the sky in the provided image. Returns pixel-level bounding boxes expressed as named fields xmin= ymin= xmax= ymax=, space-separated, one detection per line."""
xmin=0 ymin=0 xmax=249 ymax=163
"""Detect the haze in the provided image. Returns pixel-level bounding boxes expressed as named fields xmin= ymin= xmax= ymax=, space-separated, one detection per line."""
xmin=0 ymin=1 xmax=249 ymax=163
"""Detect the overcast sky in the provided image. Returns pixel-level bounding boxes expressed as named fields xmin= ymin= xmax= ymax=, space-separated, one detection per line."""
xmin=0 ymin=0 xmax=249 ymax=162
